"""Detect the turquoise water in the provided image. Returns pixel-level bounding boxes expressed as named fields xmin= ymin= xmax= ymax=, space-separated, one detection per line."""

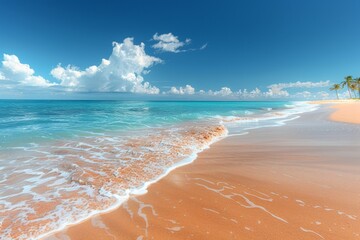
xmin=0 ymin=100 xmax=317 ymax=239
xmin=0 ymin=100 xmax=289 ymax=148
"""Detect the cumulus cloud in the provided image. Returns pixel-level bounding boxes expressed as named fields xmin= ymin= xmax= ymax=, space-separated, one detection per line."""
xmin=168 ymin=85 xmax=195 ymax=95
xmin=293 ymin=90 xmax=331 ymax=99
xmin=165 ymin=80 xmax=330 ymax=99
xmin=51 ymin=38 xmax=161 ymax=94
xmin=197 ymin=87 xmax=234 ymax=97
xmin=263 ymin=88 xmax=289 ymax=97
xmin=0 ymin=44 xmax=333 ymax=100
xmin=0 ymin=38 xmax=162 ymax=94
xmin=0 ymin=54 xmax=54 ymax=87
xmin=236 ymin=89 xmax=252 ymax=98
xmin=152 ymin=33 xmax=190 ymax=53
xmin=167 ymin=85 xmax=233 ymax=97
xmin=315 ymin=91 xmax=330 ymax=98
xmin=263 ymin=80 xmax=330 ymax=99
xmin=213 ymin=87 xmax=233 ymax=96
xmin=197 ymin=86 xmax=285 ymax=98
xmin=175 ymin=86 xmax=290 ymax=99
xmin=268 ymin=80 xmax=330 ymax=91
xmin=295 ymin=91 xmax=312 ymax=98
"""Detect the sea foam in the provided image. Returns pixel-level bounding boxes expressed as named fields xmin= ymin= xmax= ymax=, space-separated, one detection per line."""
xmin=0 ymin=101 xmax=317 ymax=239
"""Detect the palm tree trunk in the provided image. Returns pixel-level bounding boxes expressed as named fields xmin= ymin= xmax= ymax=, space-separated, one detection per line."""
xmin=347 ymin=86 xmax=352 ymax=98
xmin=336 ymin=90 xmax=339 ymax=100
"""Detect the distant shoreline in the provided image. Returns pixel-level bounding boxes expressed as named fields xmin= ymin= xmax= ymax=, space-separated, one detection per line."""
xmin=311 ymin=99 xmax=360 ymax=124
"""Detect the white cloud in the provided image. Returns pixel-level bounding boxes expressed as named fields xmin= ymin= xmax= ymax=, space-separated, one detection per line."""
xmin=51 ymin=38 xmax=161 ymax=94
xmin=263 ymin=88 xmax=289 ymax=98
xmin=200 ymin=43 xmax=208 ymax=50
xmin=0 ymin=54 xmax=54 ymax=87
xmin=268 ymin=80 xmax=330 ymax=91
xmin=295 ymin=91 xmax=312 ymax=98
xmin=293 ymin=91 xmax=330 ymax=99
xmin=316 ymin=91 xmax=330 ymax=98
xmin=214 ymin=87 xmax=233 ymax=96
xmin=192 ymin=86 xmax=289 ymax=99
xmin=167 ymin=81 xmax=329 ymax=99
xmin=0 ymin=47 xmax=333 ymax=100
xmin=197 ymin=87 xmax=232 ymax=97
xmin=168 ymin=85 xmax=195 ymax=95
xmin=261 ymin=80 xmax=330 ymax=99
xmin=167 ymin=86 xmax=228 ymax=97
xmin=152 ymin=33 xmax=190 ymax=53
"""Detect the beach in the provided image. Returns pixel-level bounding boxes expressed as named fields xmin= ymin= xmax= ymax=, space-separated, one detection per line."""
xmin=331 ymin=103 xmax=360 ymax=124
xmin=2 ymin=1 xmax=360 ymax=239
xmin=1 ymin=101 xmax=310 ymax=239
xmin=44 ymin=102 xmax=360 ymax=240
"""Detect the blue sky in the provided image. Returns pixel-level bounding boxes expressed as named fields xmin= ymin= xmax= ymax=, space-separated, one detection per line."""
xmin=0 ymin=0 xmax=360 ymax=99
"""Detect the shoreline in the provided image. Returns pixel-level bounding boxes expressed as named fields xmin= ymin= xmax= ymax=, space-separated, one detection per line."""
xmin=36 ymin=103 xmax=317 ymax=239
xmin=36 ymin=128 xmax=229 ymax=240
xmin=45 ymin=101 xmax=360 ymax=239
xmin=3 ymin=101 xmax=314 ymax=240
xmin=311 ymin=99 xmax=360 ymax=124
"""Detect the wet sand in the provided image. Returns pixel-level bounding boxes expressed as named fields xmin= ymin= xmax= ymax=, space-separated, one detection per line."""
xmin=46 ymin=103 xmax=360 ymax=240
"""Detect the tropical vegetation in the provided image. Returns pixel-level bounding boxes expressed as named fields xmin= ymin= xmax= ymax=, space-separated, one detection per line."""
xmin=330 ymin=76 xmax=360 ymax=99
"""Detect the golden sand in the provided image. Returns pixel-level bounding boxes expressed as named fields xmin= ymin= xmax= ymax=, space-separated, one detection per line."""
xmin=45 ymin=103 xmax=360 ymax=240
xmin=330 ymin=102 xmax=360 ymax=124
xmin=311 ymin=99 xmax=360 ymax=124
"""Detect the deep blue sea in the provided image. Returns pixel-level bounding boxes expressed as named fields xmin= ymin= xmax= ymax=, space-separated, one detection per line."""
xmin=0 ymin=100 xmax=317 ymax=239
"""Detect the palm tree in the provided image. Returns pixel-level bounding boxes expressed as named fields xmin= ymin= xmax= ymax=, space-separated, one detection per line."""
xmin=349 ymin=82 xmax=358 ymax=98
xmin=356 ymin=77 xmax=360 ymax=99
xmin=330 ymin=83 xmax=341 ymax=100
xmin=341 ymin=75 xmax=354 ymax=98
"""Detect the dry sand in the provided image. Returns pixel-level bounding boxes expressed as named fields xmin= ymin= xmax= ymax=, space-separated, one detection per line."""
xmin=330 ymin=102 xmax=360 ymax=124
xmin=311 ymin=99 xmax=360 ymax=124
xmin=45 ymin=103 xmax=360 ymax=240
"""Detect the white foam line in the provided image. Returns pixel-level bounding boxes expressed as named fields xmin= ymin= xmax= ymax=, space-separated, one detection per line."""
xmin=300 ymin=227 xmax=324 ymax=239
xmin=191 ymin=177 xmax=215 ymax=185
xmin=244 ymin=226 xmax=253 ymax=231
xmin=227 ymin=132 xmax=249 ymax=137
xmin=238 ymin=194 xmax=288 ymax=223
xmin=35 ymin=194 xmax=128 ymax=240
xmin=166 ymin=226 xmax=183 ymax=232
xmin=91 ymin=216 xmax=117 ymax=240
xmin=296 ymin=199 xmax=306 ymax=206
xmin=249 ymin=189 xmax=271 ymax=198
xmin=37 ymin=127 xmax=228 ymax=240
xmin=203 ymin=208 xmax=220 ymax=214
xmin=244 ymin=191 xmax=273 ymax=202
xmin=228 ymin=109 xmax=313 ymax=133
xmin=132 ymin=197 xmax=158 ymax=237
xmin=337 ymin=210 xmax=357 ymax=220
xmin=195 ymin=183 xmax=288 ymax=224
xmin=122 ymin=201 xmax=134 ymax=219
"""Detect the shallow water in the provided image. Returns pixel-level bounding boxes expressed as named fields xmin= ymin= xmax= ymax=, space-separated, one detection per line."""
xmin=0 ymin=100 xmax=317 ymax=239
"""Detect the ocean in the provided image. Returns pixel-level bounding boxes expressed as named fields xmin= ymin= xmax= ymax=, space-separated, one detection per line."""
xmin=0 ymin=100 xmax=317 ymax=239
